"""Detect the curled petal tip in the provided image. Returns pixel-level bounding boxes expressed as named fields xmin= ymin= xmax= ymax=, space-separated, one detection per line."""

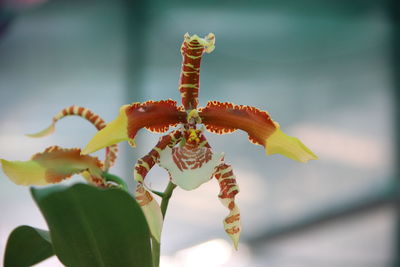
xmin=26 ymin=124 xmax=55 ymax=138
xmin=266 ymin=129 xmax=318 ymax=163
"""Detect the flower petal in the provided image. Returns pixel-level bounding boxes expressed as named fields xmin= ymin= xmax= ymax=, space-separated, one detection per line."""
xmin=179 ymin=33 xmax=215 ymax=110
xmin=266 ymin=128 xmax=318 ymax=163
xmin=1 ymin=159 xmax=47 ymax=185
xmin=26 ymin=105 xmax=119 ymax=170
xmin=199 ymin=101 xmax=277 ymax=145
xmin=26 ymin=124 xmax=55 ymax=138
xmin=158 ymin=146 xmax=223 ymax=190
xmin=126 ymin=99 xmax=186 ymax=135
xmin=215 ymin=163 xmax=241 ymax=249
xmin=135 ymin=184 xmax=163 ymax=242
xmin=1 ymin=146 xmax=104 ymax=186
xmin=82 ymin=100 xmax=186 ymax=154
xmin=82 ymin=105 xmax=132 ymax=155
xmin=199 ymin=101 xmax=317 ymax=162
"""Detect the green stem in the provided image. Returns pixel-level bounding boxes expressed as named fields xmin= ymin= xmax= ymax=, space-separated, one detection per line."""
xmin=102 ymin=172 xmax=128 ymax=191
xmin=152 ymin=181 xmax=176 ymax=267
xmin=151 ymin=237 xmax=160 ymax=267
xmin=160 ymin=182 xmax=176 ymax=217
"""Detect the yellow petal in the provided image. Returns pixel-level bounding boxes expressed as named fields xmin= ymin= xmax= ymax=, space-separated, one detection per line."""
xmin=82 ymin=105 xmax=132 ymax=155
xmin=1 ymin=159 xmax=47 ymax=185
xmin=265 ymin=128 xmax=317 ymax=163
xmin=26 ymin=123 xmax=55 ymax=138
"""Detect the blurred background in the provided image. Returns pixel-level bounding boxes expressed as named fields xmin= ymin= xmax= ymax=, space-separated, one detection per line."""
xmin=0 ymin=0 xmax=398 ymax=266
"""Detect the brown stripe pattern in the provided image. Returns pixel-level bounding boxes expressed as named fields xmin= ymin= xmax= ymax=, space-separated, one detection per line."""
xmin=179 ymin=38 xmax=205 ymax=110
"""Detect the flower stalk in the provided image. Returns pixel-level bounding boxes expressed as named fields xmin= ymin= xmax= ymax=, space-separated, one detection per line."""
xmin=152 ymin=181 xmax=176 ymax=267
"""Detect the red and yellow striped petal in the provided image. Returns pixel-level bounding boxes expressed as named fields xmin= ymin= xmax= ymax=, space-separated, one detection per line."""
xmin=179 ymin=33 xmax=215 ymax=110
xmin=27 ymin=105 xmax=119 ymax=170
xmin=199 ymin=101 xmax=317 ymax=163
xmin=215 ymin=163 xmax=241 ymax=249
xmin=82 ymin=100 xmax=186 ymax=154
xmin=1 ymin=146 xmax=103 ymax=186
xmin=26 ymin=105 xmax=107 ymax=138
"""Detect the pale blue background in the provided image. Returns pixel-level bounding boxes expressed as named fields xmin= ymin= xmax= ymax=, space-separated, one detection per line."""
xmin=0 ymin=1 xmax=396 ymax=266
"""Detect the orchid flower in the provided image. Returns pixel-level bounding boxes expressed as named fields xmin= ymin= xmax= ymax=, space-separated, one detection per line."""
xmin=1 ymin=33 xmax=317 ymax=250
xmin=82 ymin=33 xmax=317 ymax=248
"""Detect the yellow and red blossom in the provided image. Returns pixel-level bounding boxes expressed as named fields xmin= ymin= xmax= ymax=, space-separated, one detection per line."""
xmin=80 ymin=33 xmax=317 ymax=248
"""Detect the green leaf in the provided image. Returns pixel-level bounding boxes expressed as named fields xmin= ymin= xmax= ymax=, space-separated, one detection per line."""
xmin=31 ymin=184 xmax=152 ymax=267
xmin=4 ymin=225 xmax=54 ymax=267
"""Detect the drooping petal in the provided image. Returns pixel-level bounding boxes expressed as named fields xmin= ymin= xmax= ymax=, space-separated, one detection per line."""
xmin=158 ymin=146 xmax=223 ymax=190
xmin=199 ymin=101 xmax=317 ymax=162
xmin=135 ymin=184 xmax=163 ymax=242
xmin=82 ymin=100 xmax=186 ymax=154
xmin=215 ymin=163 xmax=241 ymax=249
xmin=1 ymin=146 xmax=104 ymax=186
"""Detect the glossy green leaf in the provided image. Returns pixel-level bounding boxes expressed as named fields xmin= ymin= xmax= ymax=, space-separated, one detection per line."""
xmin=4 ymin=225 xmax=54 ymax=267
xmin=31 ymin=184 xmax=152 ymax=267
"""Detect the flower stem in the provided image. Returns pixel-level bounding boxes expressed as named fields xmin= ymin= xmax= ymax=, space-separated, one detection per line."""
xmin=102 ymin=172 xmax=128 ymax=191
xmin=152 ymin=181 xmax=176 ymax=267
xmin=161 ymin=182 xmax=176 ymax=217
xmin=151 ymin=237 xmax=160 ymax=267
